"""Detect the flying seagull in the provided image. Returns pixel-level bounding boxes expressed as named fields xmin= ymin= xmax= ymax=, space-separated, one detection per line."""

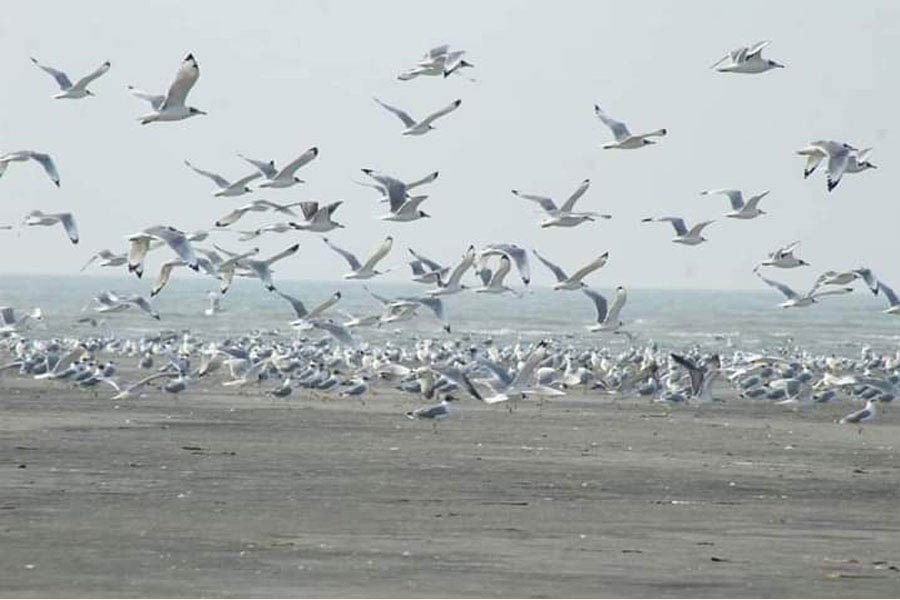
xmin=533 ymin=250 xmax=609 ymax=290
xmin=31 ymin=57 xmax=111 ymax=99
xmin=373 ymin=97 xmax=462 ymax=136
xmin=23 ymin=210 xmax=78 ymax=244
xmin=701 ymin=189 xmax=769 ymax=219
xmin=512 ymin=179 xmax=611 ymax=228
xmin=711 ymin=41 xmax=784 ymax=74
xmin=136 ymin=54 xmax=207 ymax=124
xmin=323 ymin=236 xmax=393 ymax=280
xmin=641 ymin=217 xmax=713 ymax=245
xmin=184 ymin=160 xmax=260 ymax=197
xmin=0 ymin=151 xmax=60 ymax=187
xmin=594 ymin=105 xmax=666 ymax=149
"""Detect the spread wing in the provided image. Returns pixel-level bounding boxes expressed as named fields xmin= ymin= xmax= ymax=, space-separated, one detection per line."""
xmin=237 ymin=154 xmax=278 ymax=179
xmin=184 ymin=160 xmax=230 ymax=188
xmin=162 ymin=54 xmax=199 ymax=109
xmin=702 ymin=189 xmax=744 ymax=211
xmin=361 ymin=236 xmax=393 ymax=272
xmin=594 ymin=105 xmax=630 ymax=141
xmin=418 ymin=99 xmax=462 ymax=127
xmin=31 ymin=57 xmax=72 ymax=90
xmin=59 ymin=213 xmax=79 ymax=244
xmin=532 ymin=249 xmax=568 ymax=282
xmin=569 ymin=252 xmax=609 ymax=283
xmin=582 ymin=288 xmax=608 ymax=323
xmin=264 ymin=243 xmax=300 ymax=266
xmin=373 ymin=98 xmax=416 ymax=128
xmin=323 ymin=238 xmax=361 ymax=271
xmin=754 ymin=269 xmax=797 ymax=300
xmin=559 ymin=179 xmax=591 ymax=213
xmin=605 ymin=287 xmax=627 ymax=323
xmin=512 ymin=190 xmax=557 ymax=213
xmin=128 ymin=86 xmax=165 ymax=110
xmin=275 ymin=147 xmax=319 ymax=179
xmin=275 ymin=291 xmax=307 ymax=319
xmin=654 ymin=217 xmax=687 ymax=236
xmin=687 ymin=220 xmax=714 ymax=237
xmin=28 ymin=152 xmax=60 ymax=187
xmin=73 ymin=61 xmax=111 ymax=90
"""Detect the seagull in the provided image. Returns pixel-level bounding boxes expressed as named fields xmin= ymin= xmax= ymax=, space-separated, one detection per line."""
xmin=754 ymin=268 xmax=853 ymax=308
xmin=406 ymin=397 xmax=455 ymax=431
xmin=23 ymin=210 xmax=78 ymax=244
xmin=407 ymin=248 xmax=449 ymax=284
xmin=583 ymin=286 xmax=627 ymax=332
xmin=255 ymin=147 xmax=319 ymax=189
xmin=533 ymin=250 xmax=609 ymax=290
xmin=398 ymin=45 xmax=474 ymax=80
xmin=323 ymin=236 xmax=393 ymax=280
xmin=373 ymin=97 xmax=462 ymax=136
xmin=136 ymin=54 xmax=207 ymax=124
xmin=670 ymin=353 xmax=721 ymax=403
xmin=357 ymin=168 xmax=439 ymax=204
xmin=184 ymin=160 xmax=260 ymax=197
xmin=701 ymin=189 xmax=769 ymax=219
xmin=812 ymin=268 xmax=878 ymax=295
xmin=839 ymin=399 xmax=876 ymax=428
xmin=759 ymin=241 xmax=809 ymax=269
xmin=214 ymin=199 xmax=305 ymax=228
xmin=475 ymin=255 xmax=519 ymax=295
xmin=594 ymin=105 xmax=666 ymax=149
xmin=711 ymin=41 xmax=785 ymax=74
xmin=641 ymin=217 xmax=713 ymax=245
xmin=276 ymin=290 xmax=341 ymax=322
xmin=428 ymin=245 xmax=476 ymax=296
xmin=81 ymin=249 xmax=127 ymax=271
xmin=479 ymin=244 xmax=531 ymax=285
xmin=0 ymin=151 xmax=60 ymax=187
xmin=142 ymin=225 xmax=200 ymax=271
xmin=512 ymin=179 xmax=611 ymax=228
xmin=234 ymin=243 xmax=300 ymax=291
xmin=845 ymin=147 xmax=878 ymax=175
xmin=366 ymin=286 xmax=451 ymax=332
xmin=288 ymin=201 xmax=345 ymax=232
xmin=876 ymin=280 xmax=900 ymax=315
xmin=237 ymin=154 xmax=278 ymax=180
xmin=796 ymin=140 xmax=858 ymax=191
xmin=31 ymin=57 xmax=111 ymax=99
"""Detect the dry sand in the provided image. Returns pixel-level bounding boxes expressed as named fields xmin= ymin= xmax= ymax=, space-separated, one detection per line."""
xmin=1 ymin=375 xmax=899 ymax=598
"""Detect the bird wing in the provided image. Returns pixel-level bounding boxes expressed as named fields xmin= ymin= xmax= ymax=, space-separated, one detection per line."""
xmin=655 ymin=217 xmax=687 ymax=236
xmin=406 ymin=171 xmax=439 ymax=190
xmin=702 ymin=189 xmax=744 ymax=211
xmin=59 ymin=213 xmax=79 ymax=244
xmin=487 ymin=244 xmax=531 ymax=285
xmin=184 ymin=160 xmax=230 ymax=188
xmin=687 ymin=220 xmax=714 ymax=237
xmin=878 ymin=280 xmax=900 ymax=306
xmin=594 ymin=105 xmax=630 ymax=141
xmin=297 ymin=201 xmax=321 ymax=221
xmin=275 ymin=147 xmax=319 ymax=179
xmin=745 ymin=40 xmax=771 ymax=58
xmin=418 ymin=99 xmax=462 ymax=127
xmin=512 ymin=190 xmax=557 ymax=213
xmin=446 ymin=246 xmax=476 ymax=286
xmin=151 ymin=260 xmax=184 ymax=296
xmin=147 ymin=226 xmax=198 ymax=269
xmin=826 ymin=150 xmax=850 ymax=191
xmin=755 ymin=269 xmax=798 ymax=300
xmin=72 ymin=61 xmax=111 ymax=90
xmin=275 ymin=291 xmax=307 ymax=319
xmin=605 ymin=287 xmax=627 ymax=323
xmin=569 ymin=252 xmax=609 ymax=283
xmin=264 ymin=243 xmax=300 ymax=266
xmin=127 ymin=86 xmax=165 ymax=110
xmin=215 ymin=206 xmax=251 ymax=228
xmin=361 ymin=236 xmax=394 ymax=272
xmin=312 ymin=320 xmax=355 ymax=346
xmin=373 ymin=98 xmax=416 ymax=128
xmin=582 ymin=288 xmax=608 ymax=323
xmin=559 ymin=179 xmax=591 ymax=213
xmin=324 ymin=238 xmax=361 ymax=270
xmin=532 ymin=249 xmax=568 ymax=282
xmin=28 ymin=152 xmax=60 ymax=186
xmin=30 ymin=57 xmax=72 ymax=89
xmin=308 ymin=292 xmax=341 ymax=318
xmin=127 ymin=236 xmax=151 ymax=275
xmin=743 ymin=191 xmax=769 ymax=211
xmin=487 ymin=256 xmax=512 ymax=287
xmin=408 ymin=248 xmax=444 ymax=272
xmin=237 ymin=154 xmax=278 ymax=179
xmin=230 ymin=172 xmax=261 ymax=188
xmin=511 ymin=341 xmax=548 ymax=387
xmin=671 ymin=353 xmax=703 ymax=395
xmin=162 ymin=53 xmax=199 ymax=109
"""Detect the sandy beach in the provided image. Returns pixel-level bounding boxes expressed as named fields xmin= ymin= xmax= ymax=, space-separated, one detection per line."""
xmin=1 ymin=375 xmax=898 ymax=598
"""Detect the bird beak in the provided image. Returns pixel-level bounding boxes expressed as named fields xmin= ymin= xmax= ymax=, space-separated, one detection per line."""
xmin=772 ymin=61 xmax=785 ymax=68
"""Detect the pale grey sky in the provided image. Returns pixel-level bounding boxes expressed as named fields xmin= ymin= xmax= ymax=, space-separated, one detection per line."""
xmin=1 ymin=1 xmax=897 ymax=290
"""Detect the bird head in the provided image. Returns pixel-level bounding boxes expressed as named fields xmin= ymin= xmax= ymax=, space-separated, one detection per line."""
xmin=860 ymin=160 xmax=877 ymax=171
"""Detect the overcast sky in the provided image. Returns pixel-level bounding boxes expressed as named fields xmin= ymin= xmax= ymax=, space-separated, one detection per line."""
xmin=1 ymin=0 xmax=897 ymax=290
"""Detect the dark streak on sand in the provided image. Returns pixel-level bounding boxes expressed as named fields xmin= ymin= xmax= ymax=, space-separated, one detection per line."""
xmin=1 ymin=378 xmax=899 ymax=597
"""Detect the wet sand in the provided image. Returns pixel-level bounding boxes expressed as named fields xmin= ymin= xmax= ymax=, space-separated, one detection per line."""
xmin=1 ymin=376 xmax=899 ymax=598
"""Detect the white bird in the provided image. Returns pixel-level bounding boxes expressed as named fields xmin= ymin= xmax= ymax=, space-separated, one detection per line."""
xmin=428 ymin=245 xmax=476 ymax=296
xmin=839 ymin=399 xmax=876 ymax=426
xmin=641 ymin=217 xmax=713 ymax=245
xmin=512 ymin=179 xmax=611 ymax=228
xmin=701 ymin=189 xmax=769 ymax=219
xmin=759 ymin=241 xmax=809 ymax=269
xmin=670 ymin=353 xmax=721 ymax=403
xmin=711 ymin=41 xmax=785 ymax=74
xmin=583 ymin=287 xmax=627 ymax=333
xmin=475 ymin=256 xmax=519 ymax=296
xmin=277 ymin=290 xmax=341 ymax=322
xmin=184 ymin=160 xmax=260 ymax=197
xmin=31 ymin=57 xmax=111 ymax=99
xmin=214 ymin=199 xmax=305 ymax=228
xmin=754 ymin=268 xmax=853 ymax=308
xmin=373 ymin=97 xmax=462 ymax=136
xmin=234 ymin=243 xmax=300 ymax=291
xmin=796 ymin=140 xmax=858 ymax=191
xmin=594 ymin=105 xmax=666 ymax=149
xmin=323 ymin=236 xmax=393 ymax=280
xmin=142 ymin=225 xmax=200 ymax=271
xmin=136 ymin=54 xmax=207 ymax=124
xmin=533 ymin=250 xmax=609 ymax=291
xmin=406 ymin=398 xmax=455 ymax=430
xmin=812 ymin=268 xmax=878 ymax=295
xmin=23 ymin=210 xmax=78 ymax=244
xmin=255 ymin=147 xmax=319 ymax=189
xmin=0 ymin=151 xmax=60 ymax=187
xmin=204 ymin=291 xmax=223 ymax=316
xmin=288 ymin=201 xmax=345 ymax=232
xmin=479 ymin=244 xmax=531 ymax=285
xmin=407 ymin=248 xmax=449 ymax=284
xmin=150 ymin=260 xmax=192 ymax=297
xmin=81 ymin=249 xmax=127 ymax=271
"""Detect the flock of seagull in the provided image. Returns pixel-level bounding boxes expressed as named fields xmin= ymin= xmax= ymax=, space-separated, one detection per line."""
xmin=0 ymin=41 xmax=892 ymax=429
